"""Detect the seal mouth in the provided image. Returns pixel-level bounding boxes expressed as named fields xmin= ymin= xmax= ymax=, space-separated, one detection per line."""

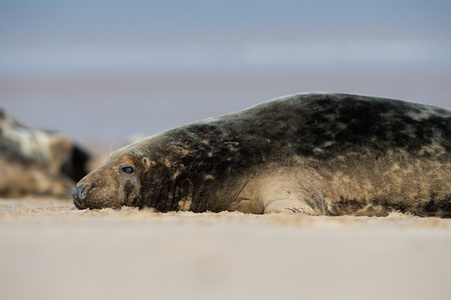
xmin=73 ymin=198 xmax=84 ymax=210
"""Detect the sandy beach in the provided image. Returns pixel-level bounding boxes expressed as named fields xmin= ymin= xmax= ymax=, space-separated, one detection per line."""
xmin=1 ymin=198 xmax=450 ymax=300
xmin=1 ymin=1 xmax=451 ymax=299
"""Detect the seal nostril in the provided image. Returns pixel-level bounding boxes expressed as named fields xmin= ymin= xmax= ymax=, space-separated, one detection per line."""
xmin=72 ymin=183 xmax=90 ymax=202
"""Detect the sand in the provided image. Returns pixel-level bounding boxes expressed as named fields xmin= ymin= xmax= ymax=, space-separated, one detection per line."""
xmin=1 ymin=198 xmax=450 ymax=300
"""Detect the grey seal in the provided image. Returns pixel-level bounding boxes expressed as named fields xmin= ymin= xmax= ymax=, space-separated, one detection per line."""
xmin=0 ymin=109 xmax=90 ymax=181
xmin=0 ymin=145 xmax=74 ymax=198
xmin=72 ymin=93 xmax=451 ymax=217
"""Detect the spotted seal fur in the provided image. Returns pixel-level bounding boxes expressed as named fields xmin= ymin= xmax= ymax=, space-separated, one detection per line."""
xmin=72 ymin=93 xmax=451 ymax=217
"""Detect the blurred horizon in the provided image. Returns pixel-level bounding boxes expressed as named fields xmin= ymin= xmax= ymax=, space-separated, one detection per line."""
xmin=1 ymin=0 xmax=450 ymax=154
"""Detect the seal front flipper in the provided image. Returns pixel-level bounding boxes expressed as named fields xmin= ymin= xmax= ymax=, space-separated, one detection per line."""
xmin=226 ymin=171 xmax=325 ymax=214
xmin=258 ymin=173 xmax=327 ymax=215
xmin=264 ymin=199 xmax=316 ymax=215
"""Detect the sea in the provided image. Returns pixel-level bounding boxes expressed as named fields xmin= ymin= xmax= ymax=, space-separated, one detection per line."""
xmin=1 ymin=0 xmax=450 ymax=154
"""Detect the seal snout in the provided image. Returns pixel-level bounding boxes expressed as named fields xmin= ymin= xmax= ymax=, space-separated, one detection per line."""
xmin=72 ymin=183 xmax=90 ymax=209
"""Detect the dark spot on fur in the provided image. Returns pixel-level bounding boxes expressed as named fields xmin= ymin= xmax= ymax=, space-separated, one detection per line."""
xmin=331 ymin=196 xmax=367 ymax=215
xmin=421 ymin=192 xmax=451 ymax=218
xmin=332 ymin=192 xmax=451 ymax=218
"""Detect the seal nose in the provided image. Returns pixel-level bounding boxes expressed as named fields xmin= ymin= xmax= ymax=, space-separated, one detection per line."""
xmin=72 ymin=183 xmax=89 ymax=208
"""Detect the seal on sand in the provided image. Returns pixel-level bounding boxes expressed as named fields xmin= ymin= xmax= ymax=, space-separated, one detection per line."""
xmin=72 ymin=93 xmax=451 ymax=217
xmin=0 ymin=146 xmax=74 ymax=198
xmin=0 ymin=109 xmax=90 ymax=181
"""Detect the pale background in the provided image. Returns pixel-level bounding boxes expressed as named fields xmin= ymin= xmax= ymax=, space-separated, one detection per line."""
xmin=1 ymin=0 xmax=450 ymax=154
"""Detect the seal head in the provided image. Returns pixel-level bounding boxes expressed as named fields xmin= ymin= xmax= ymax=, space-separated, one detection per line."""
xmin=73 ymin=153 xmax=151 ymax=209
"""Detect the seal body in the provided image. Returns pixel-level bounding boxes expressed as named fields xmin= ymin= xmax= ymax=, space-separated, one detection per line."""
xmin=0 ymin=109 xmax=90 ymax=181
xmin=73 ymin=93 xmax=451 ymax=217
xmin=0 ymin=146 xmax=74 ymax=198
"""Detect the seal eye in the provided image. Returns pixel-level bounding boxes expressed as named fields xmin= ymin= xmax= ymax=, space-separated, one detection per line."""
xmin=121 ymin=166 xmax=134 ymax=174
